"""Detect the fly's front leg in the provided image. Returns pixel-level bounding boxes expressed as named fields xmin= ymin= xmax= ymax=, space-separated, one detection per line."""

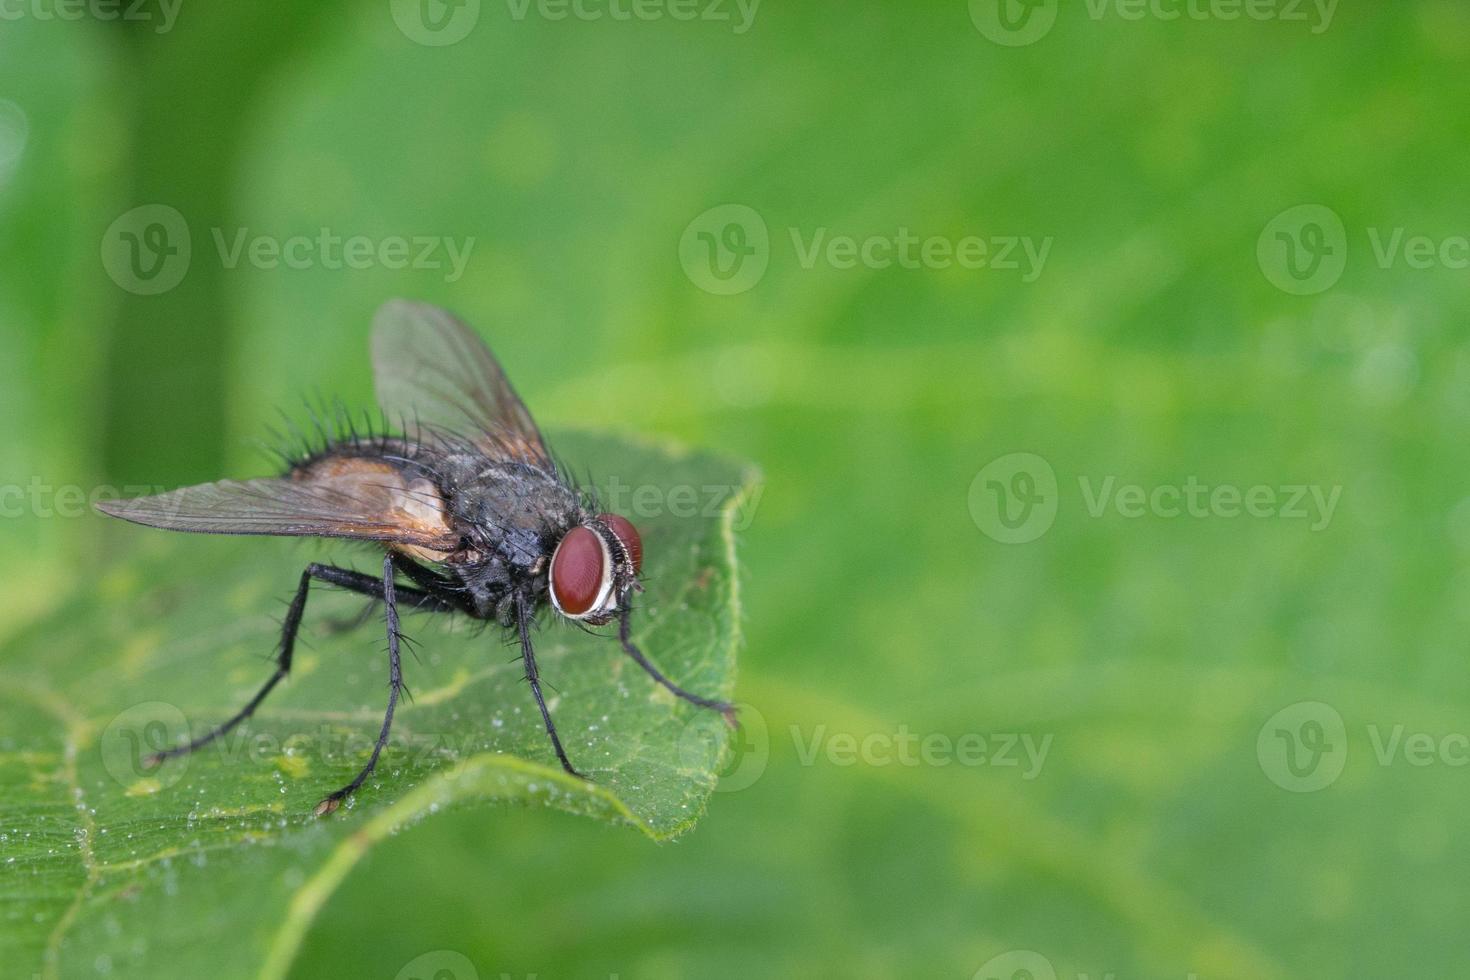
xmin=617 ymin=605 xmax=737 ymax=727
xmin=516 ymin=592 xmax=584 ymax=778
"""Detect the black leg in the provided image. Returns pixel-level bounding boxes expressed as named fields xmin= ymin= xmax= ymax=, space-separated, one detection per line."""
xmin=516 ymin=591 xmax=584 ymax=778
xmin=145 ymin=560 xmax=456 ymax=768
xmin=305 ymin=562 xmax=461 ymax=614
xmin=315 ymin=553 xmax=406 ymax=816
xmin=618 ymin=606 xmax=737 ymax=727
xmin=393 ymin=557 xmax=476 ymax=614
xmin=320 ymin=598 xmax=381 ymax=636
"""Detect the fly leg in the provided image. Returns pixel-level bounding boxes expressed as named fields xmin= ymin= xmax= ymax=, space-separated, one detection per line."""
xmin=516 ymin=592 xmax=585 ymax=778
xmin=618 ymin=606 xmax=737 ymax=727
xmin=318 ymin=559 xmax=472 ymax=633
xmin=314 ymin=553 xmax=410 ymax=816
xmin=319 ymin=598 xmax=381 ymax=636
xmin=145 ymin=560 xmax=457 ymax=769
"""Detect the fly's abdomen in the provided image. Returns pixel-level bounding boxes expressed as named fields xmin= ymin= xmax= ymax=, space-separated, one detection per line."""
xmin=291 ymin=448 xmax=460 ymax=563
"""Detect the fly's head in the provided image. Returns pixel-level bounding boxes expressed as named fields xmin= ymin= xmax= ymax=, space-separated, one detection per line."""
xmin=547 ymin=513 xmax=643 ymax=626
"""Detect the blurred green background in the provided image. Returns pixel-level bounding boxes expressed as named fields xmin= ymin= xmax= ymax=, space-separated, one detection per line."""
xmin=5 ymin=0 xmax=1470 ymax=976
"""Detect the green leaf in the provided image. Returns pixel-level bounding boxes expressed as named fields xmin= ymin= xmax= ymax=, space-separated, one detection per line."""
xmin=0 ymin=432 xmax=756 ymax=979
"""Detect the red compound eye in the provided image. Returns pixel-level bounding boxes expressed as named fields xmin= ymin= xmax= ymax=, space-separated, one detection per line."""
xmin=598 ymin=513 xmax=642 ymax=574
xmin=550 ymin=526 xmax=607 ymax=617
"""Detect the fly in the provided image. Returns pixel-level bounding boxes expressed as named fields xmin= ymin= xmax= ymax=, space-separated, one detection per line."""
xmin=96 ymin=299 xmax=736 ymax=815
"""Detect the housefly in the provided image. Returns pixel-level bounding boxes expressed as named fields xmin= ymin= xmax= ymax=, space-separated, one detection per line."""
xmin=97 ymin=300 xmax=735 ymax=815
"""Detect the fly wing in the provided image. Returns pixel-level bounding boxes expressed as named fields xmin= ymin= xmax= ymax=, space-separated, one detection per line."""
xmin=95 ymin=470 xmax=461 ymax=550
xmin=371 ymin=299 xmax=553 ymax=468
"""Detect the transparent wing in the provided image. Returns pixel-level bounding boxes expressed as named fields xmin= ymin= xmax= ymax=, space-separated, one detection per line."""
xmin=371 ymin=299 xmax=552 ymax=468
xmin=95 ymin=470 xmax=460 ymax=549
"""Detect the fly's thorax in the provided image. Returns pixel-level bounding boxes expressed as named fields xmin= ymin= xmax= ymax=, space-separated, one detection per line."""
xmin=443 ymin=459 xmax=583 ymax=573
